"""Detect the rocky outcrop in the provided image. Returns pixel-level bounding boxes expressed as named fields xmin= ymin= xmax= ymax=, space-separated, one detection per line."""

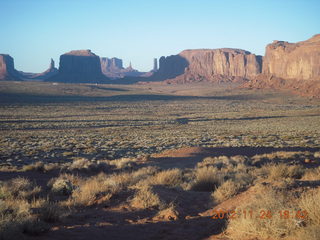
xmin=0 ymin=54 xmax=21 ymax=80
xmin=101 ymin=57 xmax=123 ymax=74
xmin=47 ymin=50 xmax=109 ymax=83
xmin=20 ymin=59 xmax=58 ymax=80
xmin=244 ymin=34 xmax=320 ymax=98
xmin=262 ymin=34 xmax=320 ymax=80
xmin=150 ymin=49 xmax=262 ymax=83
xmin=100 ymin=57 xmax=150 ymax=79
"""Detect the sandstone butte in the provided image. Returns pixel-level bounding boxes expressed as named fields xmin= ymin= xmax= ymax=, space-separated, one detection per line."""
xmin=244 ymin=34 xmax=320 ymax=98
xmin=0 ymin=54 xmax=21 ymax=81
xmin=153 ymin=48 xmax=262 ymax=83
xmin=1 ymin=34 xmax=319 ymax=97
xmin=47 ymin=49 xmax=110 ymax=83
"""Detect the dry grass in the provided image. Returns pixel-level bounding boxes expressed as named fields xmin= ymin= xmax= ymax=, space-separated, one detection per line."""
xmin=260 ymin=163 xmax=304 ymax=180
xmin=150 ymin=168 xmax=183 ymax=187
xmin=66 ymin=173 xmax=113 ymax=206
xmin=131 ymin=186 xmax=162 ymax=209
xmin=212 ymin=180 xmax=241 ymax=203
xmin=0 ymin=177 xmax=41 ymax=200
xmin=298 ymin=187 xmax=320 ymax=226
xmin=109 ymin=158 xmax=137 ymax=169
xmin=49 ymin=174 xmax=79 ymax=196
xmin=302 ymin=167 xmax=320 ymax=181
xmin=189 ymin=166 xmax=223 ymax=191
xmin=226 ymin=187 xmax=298 ymax=240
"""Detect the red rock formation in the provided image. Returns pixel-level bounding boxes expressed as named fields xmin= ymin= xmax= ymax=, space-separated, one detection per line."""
xmin=244 ymin=34 xmax=320 ymax=98
xmin=263 ymin=34 xmax=320 ymax=80
xmin=0 ymin=54 xmax=21 ymax=81
xmin=20 ymin=58 xmax=58 ymax=80
xmin=100 ymin=57 xmax=150 ymax=79
xmin=151 ymin=49 xmax=262 ymax=83
xmin=47 ymin=50 xmax=109 ymax=83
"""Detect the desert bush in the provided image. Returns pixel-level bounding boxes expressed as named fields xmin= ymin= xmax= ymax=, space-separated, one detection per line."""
xmin=22 ymin=161 xmax=45 ymax=172
xmin=67 ymin=173 xmax=114 ymax=206
xmin=150 ymin=168 xmax=183 ymax=187
xmin=0 ymin=177 xmax=41 ymax=200
xmin=298 ymin=187 xmax=320 ymax=226
xmin=189 ymin=166 xmax=223 ymax=191
xmin=131 ymin=186 xmax=162 ymax=209
xmin=50 ymin=175 xmax=77 ymax=196
xmin=109 ymin=158 xmax=137 ymax=169
xmin=212 ymin=180 xmax=241 ymax=203
xmin=68 ymin=158 xmax=91 ymax=170
xmin=302 ymin=167 xmax=320 ymax=181
xmin=296 ymin=225 xmax=320 ymax=240
xmin=260 ymin=163 xmax=304 ymax=180
xmin=226 ymin=187 xmax=298 ymax=240
xmin=39 ymin=202 xmax=64 ymax=223
xmin=66 ymin=158 xmax=109 ymax=173
xmin=0 ymin=199 xmax=33 ymax=239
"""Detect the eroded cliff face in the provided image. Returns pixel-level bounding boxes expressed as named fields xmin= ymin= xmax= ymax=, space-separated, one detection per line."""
xmin=262 ymin=34 xmax=320 ymax=81
xmin=0 ymin=54 xmax=21 ymax=81
xmin=47 ymin=50 xmax=109 ymax=83
xmin=100 ymin=57 xmax=148 ymax=79
xmin=244 ymin=34 xmax=320 ymax=98
xmin=152 ymin=49 xmax=262 ymax=83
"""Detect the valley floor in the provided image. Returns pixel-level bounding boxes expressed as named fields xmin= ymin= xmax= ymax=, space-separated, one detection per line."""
xmin=0 ymin=81 xmax=319 ymax=240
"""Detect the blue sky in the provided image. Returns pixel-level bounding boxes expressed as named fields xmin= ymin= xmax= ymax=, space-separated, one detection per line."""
xmin=1 ymin=0 xmax=319 ymax=72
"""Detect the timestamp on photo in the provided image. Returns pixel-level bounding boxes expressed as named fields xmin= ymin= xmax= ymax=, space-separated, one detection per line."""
xmin=211 ymin=209 xmax=308 ymax=220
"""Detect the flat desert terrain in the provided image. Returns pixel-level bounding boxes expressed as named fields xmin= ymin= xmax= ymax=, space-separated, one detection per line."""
xmin=0 ymin=81 xmax=320 ymax=240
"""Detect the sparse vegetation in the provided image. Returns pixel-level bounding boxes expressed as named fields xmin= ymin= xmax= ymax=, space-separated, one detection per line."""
xmin=0 ymin=82 xmax=319 ymax=239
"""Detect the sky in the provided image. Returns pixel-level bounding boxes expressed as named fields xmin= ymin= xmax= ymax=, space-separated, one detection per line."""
xmin=1 ymin=0 xmax=319 ymax=73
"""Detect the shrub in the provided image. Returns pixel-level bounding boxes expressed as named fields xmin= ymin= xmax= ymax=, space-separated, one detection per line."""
xmin=151 ymin=168 xmax=183 ymax=187
xmin=226 ymin=187 xmax=298 ymax=240
xmin=51 ymin=178 xmax=75 ymax=196
xmin=212 ymin=180 xmax=241 ymax=203
xmin=298 ymin=187 xmax=320 ymax=226
xmin=22 ymin=161 xmax=45 ymax=172
xmin=0 ymin=177 xmax=41 ymax=200
xmin=190 ymin=166 xmax=223 ymax=191
xmin=131 ymin=186 xmax=162 ymax=209
xmin=67 ymin=173 xmax=113 ymax=206
xmin=39 ymin=202 xmax=63 ymax=223
xmin=260 ymin=163 xmax=304 ymax=180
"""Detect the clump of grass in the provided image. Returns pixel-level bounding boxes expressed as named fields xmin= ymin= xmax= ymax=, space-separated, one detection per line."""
xmin=109 ymin=158 xmax=137 ymax=169
xmin=260 ymin=163 xmax=304 ymax=180
xmin=189 ymin=166 xmax=223 ymax=192
xmin=22 ymin=161 xmax=45 ymax=172
xmin=226 ymin=187 xmax=298 ymax=240
xmin=38 ymin=202 xmax=64 ymax=223
xmin=296 ymin=225 xmax=320 ymax=240
xmin=302 ymin=167 xmax=320 ymax=181
xmin=0 ymin=199 xmax=34 ymax=239
xmin=66 ymin=158 xmax=109 ymax=172
xmin=150 ymin=168 xmax=183 ymax=187
xmin=68 ymin=158 xmax=91 ymax=170
xmin=49 ymin=174 xmax=78 ymax=196
xmin=131 ymin=186 xmax=162 ymax=209
xmin=298 ymin=187 xmax=320 ymax=226
xmin=0 ymin=177 xmax=41 ymax=200
xmin=67 ymin=174 xmax=113 ymax=207
xmin=212 ymin=180 xmax=241 ymax=203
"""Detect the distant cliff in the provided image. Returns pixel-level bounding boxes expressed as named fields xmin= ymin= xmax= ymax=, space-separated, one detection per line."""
xmin=262 ymin=34 xmax=320 ymax=80
xmin=0 ymin=54 xmax=21 ymax=81
xmin=150 ymin=48 xmax=262 ymax=83
xmin=19 ymin=59 xmax=58 ymax=80
xmin=48 ymin=50 xmax=110 ymax=83
xmin=100 ymin=57 xmax=150 ymax=79
xmin=244 ymin=34 xmax=320 ymax=98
